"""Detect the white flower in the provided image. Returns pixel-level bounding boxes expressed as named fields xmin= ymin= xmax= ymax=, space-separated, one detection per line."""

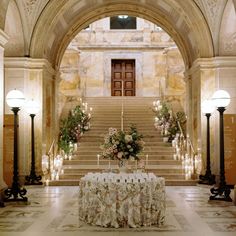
xmin=108 ymin=128 xmax=117 ymax=136
xmin=125 ymin=135 xmax=132 ymax=142
xmin=130 ymin=156 xmax=135 ymax=161
xmin=117 ymin=152 xmax=123 ymax=159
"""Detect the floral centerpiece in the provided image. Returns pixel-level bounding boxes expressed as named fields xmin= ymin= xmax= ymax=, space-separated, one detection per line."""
xmin=100 ymin=125 xmax=144 ymax=163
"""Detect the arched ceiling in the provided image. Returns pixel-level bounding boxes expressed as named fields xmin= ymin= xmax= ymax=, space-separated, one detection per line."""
xmin=30 ymin=0 xmax=214 ymax=69
xmin=2 ymin=0 xmax=217 ymax=69
xmin=0 ymin=0 xmax=10 ymax=29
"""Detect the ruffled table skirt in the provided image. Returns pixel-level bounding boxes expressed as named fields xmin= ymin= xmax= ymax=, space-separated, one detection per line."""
xmin=78 ymin=173 xmax=166 ymax=228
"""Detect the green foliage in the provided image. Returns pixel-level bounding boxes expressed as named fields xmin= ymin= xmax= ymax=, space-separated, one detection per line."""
xmin=153 ymin=101 xmax=186 ymax=142
xmin=58 ymin=105 xmax=90 ymax=154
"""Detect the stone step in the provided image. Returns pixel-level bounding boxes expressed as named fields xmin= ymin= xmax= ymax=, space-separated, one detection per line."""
xmin=69 ymin=154 xmax=175 ymax=160
xmin=59 ymin=171 xmax=185 ymax=180
xmin=62 ymin=165 xmax=183 ymax=173
xmin=48 ymin=179 xmax=197 ymax=186
xmin=63 ymin=159 xmax=181 ymax=165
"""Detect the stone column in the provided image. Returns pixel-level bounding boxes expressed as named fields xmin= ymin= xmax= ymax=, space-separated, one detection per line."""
xmin=0 ymin=29 xmax=9 ymax=191
xmin=185 ymin=57 xmax=236 ymax=176
xmin=4 ymin=58 xmax=56 ymax=180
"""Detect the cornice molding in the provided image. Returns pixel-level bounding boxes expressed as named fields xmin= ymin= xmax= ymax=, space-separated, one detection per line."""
xmin=185 ymin=57 xmax=236 ymax=76
xmin=4 ymin=57 xmax=56 ymax=75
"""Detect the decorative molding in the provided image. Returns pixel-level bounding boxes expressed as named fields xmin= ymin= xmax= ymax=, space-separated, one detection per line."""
xmin=0 ymin=29 xmax=9 ymax=47
xmin=185 ymin=56 xmax=236 ymax=76
xmin=23 ymin=0 xmax=37 ymax=16
xmin=4 ymin=57 xmax=56 ymax=76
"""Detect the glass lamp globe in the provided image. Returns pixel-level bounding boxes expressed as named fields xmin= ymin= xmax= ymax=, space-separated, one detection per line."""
xmin=25 ymin=99 xmax=40 ymax=115
xmin=201 ymin=100 xmax=215 ymax=114
xmin=6 ymin=89 xmax=25 ymax=108
xmin=212 ymin=90 xmax=231 ymax=108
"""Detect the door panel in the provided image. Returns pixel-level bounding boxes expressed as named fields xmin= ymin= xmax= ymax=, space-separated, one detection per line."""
xmin=111 ymin=59 xmax=135 ymax=96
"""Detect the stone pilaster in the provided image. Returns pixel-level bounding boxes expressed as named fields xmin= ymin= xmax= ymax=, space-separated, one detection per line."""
xmin=186 ymin=57 xmax=236 ymax=176
xmin=4 ymin=58 xmax=56 ymax=180
xmin=0 ymin=29 xmax=9 ymax=191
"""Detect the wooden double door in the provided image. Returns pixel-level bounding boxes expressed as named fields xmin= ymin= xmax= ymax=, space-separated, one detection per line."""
xmin=111 ymin=59 xmax=135 ymax=96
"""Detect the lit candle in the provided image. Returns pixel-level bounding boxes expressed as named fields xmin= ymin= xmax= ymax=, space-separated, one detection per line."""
xmin=89 ymin=107 xmax=93 ymax=111
xmin=74 ymin=143 xmax=78 ymax=152
xmin=146 ymin=154 xmax=148 ymax=166
xmin=173 ymin=154 xmax=177 ymax=160
xmin=56 ymin=174 xmax=59 ymax=180
xmin=69 ymin=155 xmax=72 ymax=160
xmin=97 ymin=154 xmax=100 ymax=166
xmin=45 ymin=179 xmax=49 ymax=186
xmin=51 ymin=173 xmax=55 ymax=181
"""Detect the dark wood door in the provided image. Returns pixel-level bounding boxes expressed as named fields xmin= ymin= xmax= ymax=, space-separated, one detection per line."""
xmin=111 ymin=59 xmax=135 ymax=96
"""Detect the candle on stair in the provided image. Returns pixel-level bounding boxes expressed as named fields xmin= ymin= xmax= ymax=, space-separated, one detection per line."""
xmin=97 ymin=154 xmax=100 ymax=166
xmin=146 ymin=154 xmax=148 ymax=166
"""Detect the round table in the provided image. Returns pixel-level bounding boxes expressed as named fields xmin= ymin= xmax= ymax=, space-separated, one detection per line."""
xmin=78 ymin=172 xmax=166 ymax=228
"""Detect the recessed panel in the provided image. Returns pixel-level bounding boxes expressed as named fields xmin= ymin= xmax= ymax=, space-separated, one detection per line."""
xmin=114 ymin=90 xmax=122 ymax=96
xmin=114 ymin=81 xmax=121 ymax=88
xmin=114 ymin=72 xmax=121 ymax=79
xmin=125 ymin=72 xmax=133 ymax=79
xmin=125 ymin=90 xmax=133 ymax=96
xmin=125 ymin=81 xmax=133 ymax=89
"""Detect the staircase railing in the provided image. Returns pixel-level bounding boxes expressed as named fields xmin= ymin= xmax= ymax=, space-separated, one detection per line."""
xmin=152 ymin=98 xmax=200 ymax=180
xmin=172 ymin=120 xmax=200 ymax=180
xmin=41 ymin=139 xmax=64 ymax=184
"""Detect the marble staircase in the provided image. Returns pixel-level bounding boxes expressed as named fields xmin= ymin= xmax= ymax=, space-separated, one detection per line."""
xmin=50 ymin=97 xmax=197 ymax=186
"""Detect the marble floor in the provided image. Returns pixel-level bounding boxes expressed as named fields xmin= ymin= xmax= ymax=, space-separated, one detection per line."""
xmin=0 ymin=185 xmax=235 ymax=236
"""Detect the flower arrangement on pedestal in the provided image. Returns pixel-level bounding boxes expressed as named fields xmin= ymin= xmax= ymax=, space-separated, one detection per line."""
xmin=58 ymin=105 xmax=91 ymax=155
xmin=100 ymin=125 xmax=144 ymax=163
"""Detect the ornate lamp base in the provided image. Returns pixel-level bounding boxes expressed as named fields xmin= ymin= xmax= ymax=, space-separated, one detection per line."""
xmin=25 ymin=174 xmax=42 ymax=185
xmin=209 ymin=185 xmax=232 ymax=202
xmin=199 ymin=173 xmax=216 ymax=185
xmin=4 ymin=185 xmax=28 ymax=202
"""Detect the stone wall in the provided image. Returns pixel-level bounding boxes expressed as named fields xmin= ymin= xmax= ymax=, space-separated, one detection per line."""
xmin=59 ymin=17 xmax=185 ymax=103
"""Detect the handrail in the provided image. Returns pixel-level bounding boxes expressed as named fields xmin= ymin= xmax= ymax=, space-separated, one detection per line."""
xmin=47 ymin=139 xmax=55 ymax=156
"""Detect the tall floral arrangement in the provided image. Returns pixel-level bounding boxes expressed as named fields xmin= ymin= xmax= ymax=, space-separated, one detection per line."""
xmin=58 ymin=105 xmax=91 ymax=154
xmin=101 ymin=125 xmax=144 ymax=161
xmin=153 ymin=100 xmax=186 ymax=142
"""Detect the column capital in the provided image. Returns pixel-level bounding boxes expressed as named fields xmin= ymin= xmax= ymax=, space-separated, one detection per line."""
xmin=4 ymin=57 xmax=56 ymax=76
xmin=185 ymin=57 xmax=236 ymax=77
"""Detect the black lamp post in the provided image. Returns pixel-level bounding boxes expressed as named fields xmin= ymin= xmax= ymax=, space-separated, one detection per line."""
xmin=199 ymin=100 xmax=215 ymax=185
xmin=25 ymin=99 xmax=42 ymax=185
xmin=210 ymin=90 xmax=232 ymax=202
xmin=4 ymin=89 xmax=27 ymax=202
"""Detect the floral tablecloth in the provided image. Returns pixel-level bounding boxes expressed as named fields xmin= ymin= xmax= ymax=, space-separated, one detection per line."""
xmin=78 ymin=173 xmax=166 ymax=228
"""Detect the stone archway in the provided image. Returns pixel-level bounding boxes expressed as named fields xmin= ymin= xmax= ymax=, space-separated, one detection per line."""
xmin=29 ymin=0 xmax=214 ymax=69
xmin=26 ymin=0 xmax=216 ymax=162
xmin=3 ymin=0 xmax=226 ymax=182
